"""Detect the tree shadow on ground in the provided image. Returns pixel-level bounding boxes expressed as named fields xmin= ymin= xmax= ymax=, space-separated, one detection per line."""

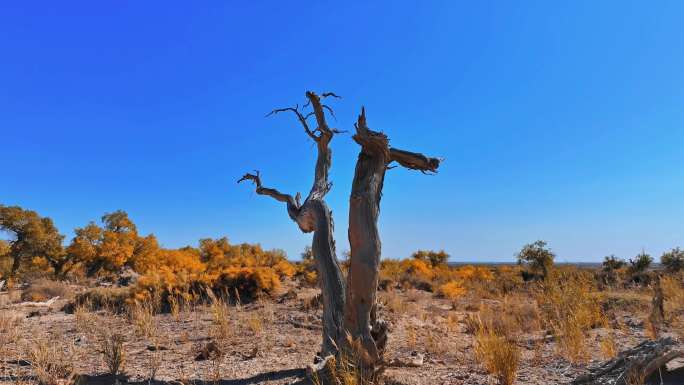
xmin=75 ymin=368 xmax=311 ymax=385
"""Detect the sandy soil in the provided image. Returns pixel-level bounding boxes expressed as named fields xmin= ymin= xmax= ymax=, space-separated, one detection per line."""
xmin=1 ymin=282 xmax=682 ymax=385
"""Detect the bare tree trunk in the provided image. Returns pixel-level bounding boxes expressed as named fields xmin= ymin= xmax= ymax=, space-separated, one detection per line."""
xmin=345 ymin=108 xmax=440 ymax=373
xmin=310 ymin=199 xmax=345 ymax=356
xmin=239 ymin=91 xmax=345 ymax=357
xmin=345 ymin=109 xmax=391 ymax=369
xmin=240 ymin=93 xmax=441 ymax=382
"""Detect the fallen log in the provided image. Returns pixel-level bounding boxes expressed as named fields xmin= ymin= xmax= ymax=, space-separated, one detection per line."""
xmin=572 ymin=337 xmax=683 ymax=385
xmin=12 ymin=296 xmax=60 ymax=307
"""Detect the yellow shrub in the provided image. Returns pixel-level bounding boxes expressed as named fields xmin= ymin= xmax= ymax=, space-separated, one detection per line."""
xmin=379 ymin=259 xmax=404 ymax=288
xmin=438 ymin=280 xmax=467 ymax=301
xmin=405 ymin=259 xmax=434 ymax=279
xmin=273 ymin=260 xmax=296 ymax=278
xmin=214 ymin=266 xmax=281 ymax=301
xmin=304 ymin=270 xmax=318 ymax=286
xmin=253 ymin=267 xmax=281 ymax=292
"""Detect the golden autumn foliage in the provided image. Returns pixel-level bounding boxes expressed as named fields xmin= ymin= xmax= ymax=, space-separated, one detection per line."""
xmin=403 ymin=259 xmax=435 ymax=281
xmin=437 ymin=280 xmax=467 ymax=302
xmin=60 ymin=211 xmax=300 ymax=308
xmin=66 ymin=211 xmax=155 ymax=277
xmin=453 ymin=265 xmax=494 ymax=281
xmin=378 ymin=255 xmax=498 ymax=300
xmin=293 ymin=246 xmax=318 ymax=286
xmin=130 ymin=237 xmax=297 ymax=308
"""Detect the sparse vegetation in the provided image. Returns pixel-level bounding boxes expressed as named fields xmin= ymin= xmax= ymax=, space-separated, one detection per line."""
xmin=97 ymin=327 xmax=127 ymax=376
xmin=628 ymin=251 xmax=653 ymax=276
xmin=28 ymin=336 xmax=78 ymax=385
xmin=21 ymin=278 xmax=73 ymax=302
xmin=2 ymin=205 xmax=683 ymax=384
xmin=411 ymin=249 xmax=450 ymax=267
xmin=516 ymin=240 xmax=555 ymax=280
xmin=661 ymin=247 xmax=684 ymax=273
xmin=537 ymin=268 xmax=604 ymax=363
xmin=474 ymin=328 xmax=520 ymax=385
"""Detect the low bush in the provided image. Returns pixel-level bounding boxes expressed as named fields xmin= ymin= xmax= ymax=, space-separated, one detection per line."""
xmin=21 ymin=278 xmax=73 ymax=302
xmin=63 ymin=287 xmax=131 ymax=314
xmin=536 ymin=268 xmax=604 ymax=363
xmin=437 ymin=280 xmax=466 ymax=304
xmin=661 ymin=247 xmax=684 ymax=273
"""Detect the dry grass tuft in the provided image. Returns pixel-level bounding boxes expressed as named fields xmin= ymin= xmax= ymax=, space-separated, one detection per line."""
xmin=474 ymin=329 xmax=519 ymax=385
xmin=96 ymin=327 xmax=126 ymax=376
xmin=537 ymin=269 xmax=603 ymax=363
xmin=311 ymin=344 xmax=382 ymax=385
xmin=129 ymin=300 xmax=157 ymax=339
xmin=600 ymin=332 xmax=618 ymax=359
xmin=463 ymin=312 xmax=482 ymax=335
xmin=0 ymin=311 xmax=22 ymax=346
xmin=381 ymin=290 xmax=407 ymax=314
xmin=247 ymin=314 xmax=264 ymax=334
xmin=209 ymin=296 xmax=232 ymax=340
xmin=625 ymin=363 xmax=646 ymax=385
xmin=466 ymin=298 xmax=539 ymax=338
xmin=28 ymin=336 xmax=78 ymax=385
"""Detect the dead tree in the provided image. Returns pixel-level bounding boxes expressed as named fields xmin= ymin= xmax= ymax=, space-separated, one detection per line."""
xmin=572 ymin=337 xmax=683 ymax=385
xmin=238 ymin=91 xmax=440 ymax=380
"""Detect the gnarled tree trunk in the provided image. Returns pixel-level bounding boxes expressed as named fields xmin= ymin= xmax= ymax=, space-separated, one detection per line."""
xmin=239 ymin=91 xmax=345 ymax=357
xmin=344 ymin=108 xmax=440 ymax=374
xmin=239 ymin=92 xmax=440 ymax=382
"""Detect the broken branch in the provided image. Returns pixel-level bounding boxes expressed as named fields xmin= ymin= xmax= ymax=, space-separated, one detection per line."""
xmin=389 ymin=148 xmax=441 ymax=173
xmin=238 ymin=171 xmax=301 ymax=220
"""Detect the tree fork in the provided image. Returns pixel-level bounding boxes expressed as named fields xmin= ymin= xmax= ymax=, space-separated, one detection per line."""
xmin=239 ymin=92 xmax=441 ymax=381
xmin=239 ymin=91 xmax=345 ymax=358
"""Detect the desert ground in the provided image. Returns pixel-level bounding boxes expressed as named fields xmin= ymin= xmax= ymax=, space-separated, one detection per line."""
xmin=1 ymin=263 xmax=683 ymax=385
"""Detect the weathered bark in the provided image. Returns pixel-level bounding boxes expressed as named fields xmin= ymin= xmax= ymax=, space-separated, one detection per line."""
xmin=345 ymin=108 xmax=440 ymax=372
xmin=239 ymin=91 xmax=345 ymax=357
xmin=240 ymin=94 xmax=441 ymax=382
xmin=572 ymin=337 xmax=683 ymax=385
xmin=344 ymin=108 xmax=391 ymax=369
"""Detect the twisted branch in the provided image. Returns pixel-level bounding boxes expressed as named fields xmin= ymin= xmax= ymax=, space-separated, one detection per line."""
xmin=266 ymin=105 xmax=317 ymax=140
xmin=321 ymin=92 xmax=341 ymax=99
xmin=241 ymin=91 xmax=341 ymax=217
xmin=238 ymin=171 xmax=301 ymax=220
xmin=303 ymin=91 xmax=338 ymax=199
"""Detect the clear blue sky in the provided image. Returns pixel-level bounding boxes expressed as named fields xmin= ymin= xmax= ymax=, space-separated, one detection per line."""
xmin=2 ymin=2 xmax=683 ymax=262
